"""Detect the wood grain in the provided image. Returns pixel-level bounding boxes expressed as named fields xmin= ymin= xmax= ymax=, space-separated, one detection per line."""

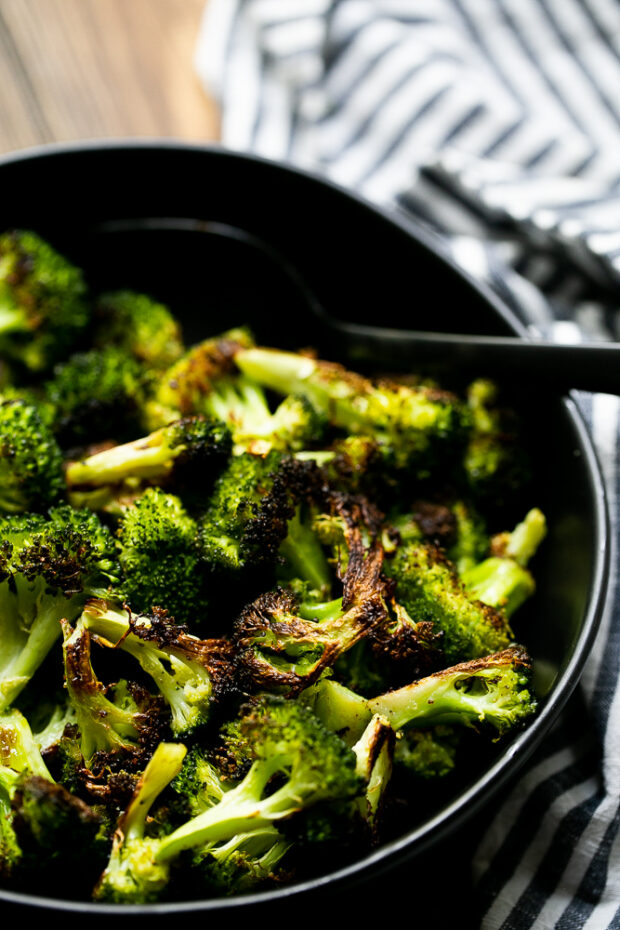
xmin=0 ymin=0 xmax=220 ymax=154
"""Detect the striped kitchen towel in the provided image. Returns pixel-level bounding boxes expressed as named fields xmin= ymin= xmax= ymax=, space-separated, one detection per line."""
xmin=195 ymin=2 xmax=620 ymax=927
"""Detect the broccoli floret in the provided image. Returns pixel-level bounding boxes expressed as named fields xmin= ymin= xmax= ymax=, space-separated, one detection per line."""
xmin=0 ymin=708 xmax=53 ymax=779
xmin=62 ymin=617 xmax=166 ymax=763
xmin=44 ymin=346 xmax=149 ymax=446
xmin=0 ymin=506 xmax=119 ymax=711
xmin=93 ymin=290 xmax=184 ymax=370
xmin=0 ymin=398 xmax=65 ymax=513
xmin=0 ymin=230 xmax=89 ymax=373
xmin=170 ymin=746 xmax=292 ymax=893
xmin=235 ymin=346 xmax=471 ymax=476
xmin=198 ymin=451 xmax=316 ymax=573
xmin=368 ymin=646 xmax=537 ymax=736
xmin=393 ymin=726 xmax=459 ymax=779
xmin=171 ymin=746 xmax=227 ymax=818
xmin=0 ymin=708 xmax=55 ymax=878
xmin=461 ymin=509 xmax=546 ymax=617
xmin=365 ymin=595 xmax=445 ymax=686
xmin=196 ymin=825 xmax=292 ymax=895
xmin=234 ymin=519 xmax=387 ymax=694
xmin=80 ymin=599 xmax=235 ymax=737
xmin=11 ymin=774 xmax=104 ymax=883
xmin=463 ymin=378 xmax=531 ymax=507
xmin=205 ymin=376 xmax=326 ymax=455
xmin=388 ymin=498 xmax=489 ymax=576
xmin=110 ymin=488 xmax=207 ymax=624
xmin=386 ymin=541 xmax=513 ymax=662
xmin=318 ymin=435 xmax=388 ymax=497
xmin=145 ymin=327 xmax=256 ymax=429
xmin=154 ymin=696 xmax=363 ymax=866
xmin=65 ymin=416 xmax=232 ymax=505
xmin=94 ymin=741 xmax=188 ymax=903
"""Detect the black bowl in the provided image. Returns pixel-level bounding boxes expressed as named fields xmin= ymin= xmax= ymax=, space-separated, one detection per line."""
xmin=0 ymin=141 xmax=609 ymax=922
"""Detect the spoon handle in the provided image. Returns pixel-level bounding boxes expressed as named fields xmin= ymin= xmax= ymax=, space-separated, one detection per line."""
xmin=330 ymin=324 xmax=620 ymax=395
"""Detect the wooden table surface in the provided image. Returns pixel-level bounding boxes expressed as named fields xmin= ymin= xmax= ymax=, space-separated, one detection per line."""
xmin=0 ymin=0 xmax=220 ymax=155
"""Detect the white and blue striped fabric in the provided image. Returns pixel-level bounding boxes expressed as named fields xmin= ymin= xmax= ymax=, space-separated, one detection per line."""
xmin=195 ymin=2 xmax=620 ymax=926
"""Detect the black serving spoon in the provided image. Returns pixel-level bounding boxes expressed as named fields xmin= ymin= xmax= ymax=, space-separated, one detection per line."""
xmin=316 ymin=317 xmax=620 ymax=395
xmin=88 ymin=218 xmax=620 ymax=395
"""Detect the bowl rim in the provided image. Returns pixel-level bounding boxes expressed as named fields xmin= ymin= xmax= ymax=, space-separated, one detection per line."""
xmin=0 ymin=139 xmax=610 ymax=914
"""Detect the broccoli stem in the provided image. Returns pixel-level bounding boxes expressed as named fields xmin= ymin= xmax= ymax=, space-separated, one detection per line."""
xmin=66 ymin=432 xmax=176 ymax=487
xmin=155 ymin=755 xmax=305 ymax=863
xmin=278 ymin=508 xmax=332 ymax=596
xmin=0 ymin=598 xmax=70 ymax=712
xmin=460 ymin=509 xmax=546 ymax=615
xmin=95 ymin=742 xmax=187 ymax=902
xmin=462 ymin=557 xmax=535 ymax=617
xmin=236 ymin=348 xmax=316 ymax=398
xmin=124 ymin=743 xmax=187 ymax=844
xmin=502 ymin=508 xmax=547 ymax=566
xmin=297 ymin=598 xmax=344 ymax=622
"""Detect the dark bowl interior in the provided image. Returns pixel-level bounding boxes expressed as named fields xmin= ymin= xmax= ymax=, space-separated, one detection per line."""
xmin=0 ymin=142 xmax=609 ymax=920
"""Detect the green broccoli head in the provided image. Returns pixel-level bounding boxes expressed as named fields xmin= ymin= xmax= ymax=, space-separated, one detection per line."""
xmin=0 ymin=506 xmax=119 ymax=711
xmin=0 ymin=398 xmax=65 ymax=513
xmin=393 ymin=726 xmax=459 ymax=779
xmin=61 ymin=617 xmax=166 ymax=763
xmin=145 ymin=327 xmax=256 ymax=429
xmin=368 ymin=646 xmax=537 ymax=736
xmin=154 ymin=695 xmax=363 ymax=866
xmin=114 ymin=487 xmax=208 ymax=624
xmin=0 ymin=230 xmax=89 ymax=372
xmin=386 ymin=541 xmax=513 ymax=662
xmin=81 ymin=599 xmax=236 ymax=737
xmin=463 ymin=378 xmax=531 ymax=508
xmin=94 ymin=290 xmax=184 ymax=370
xmin=235 ymin=346 xmax=472 ymax=476
xmin=44 ymin=346 xmax=149 ymax=446
xmin=11 ymin=774 xmax=104 ymax=882
xmin=94 ymin=741 xmax=188 ymax=903
xmin=198 ymin=450 xmax=317 ymax=572
xmin=171 ymin=745 xmax=227 ymax=818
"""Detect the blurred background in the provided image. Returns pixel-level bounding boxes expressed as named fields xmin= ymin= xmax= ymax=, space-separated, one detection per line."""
xmin=0 ymin=0 xmax=219 ymax=154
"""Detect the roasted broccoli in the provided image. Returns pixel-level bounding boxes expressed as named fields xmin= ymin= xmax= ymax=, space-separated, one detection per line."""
xmin=463 ymin=378 xmax=531 ymax=507
xmin=154 ymin=696 xmax=363 ymax=866
xmin=0 ymin=398 xmax=65 ymax=513
xmin=62 ymin=617 xmax=166 ymax=763
xmin=235 ymin=346 xmax=471 ymax=475
xmin=93 ymin=290 xmax=184 ymax=370
xmin=0 ymin=708 xmax=54 ymax=877
xmin=368 ymin=646 xmax=537 ymax=736
xmin=0 ymin=506 xmax=119 ymax=711
xmin=145 ymin=327 xmax=255 ymax=429
xmin=198 ymin=450 xmax=316 ymax=573
xmin=44 ymin=346 xmax=149 ymax=446
xmin=94 ymin=741 xmax=188 ymax=903
xmin=234 ymin=495 xmax=388 ymax=693
xmin=65 ymin=415 xmax=232 ymax=503
xmin=113 ymin=488 xmax=208 ymax=624
xmin=0 ymin=231 xmax=547 ymax=904
xmin=462 ymin=508 xmax=546 ymax=617
xmin=0 ymin=230 xmax=89 ymax=373
xmin=386 ymin=541 xmax=513 ymax=663
xmin=80 ymin=599 xmax=235 ymax=736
